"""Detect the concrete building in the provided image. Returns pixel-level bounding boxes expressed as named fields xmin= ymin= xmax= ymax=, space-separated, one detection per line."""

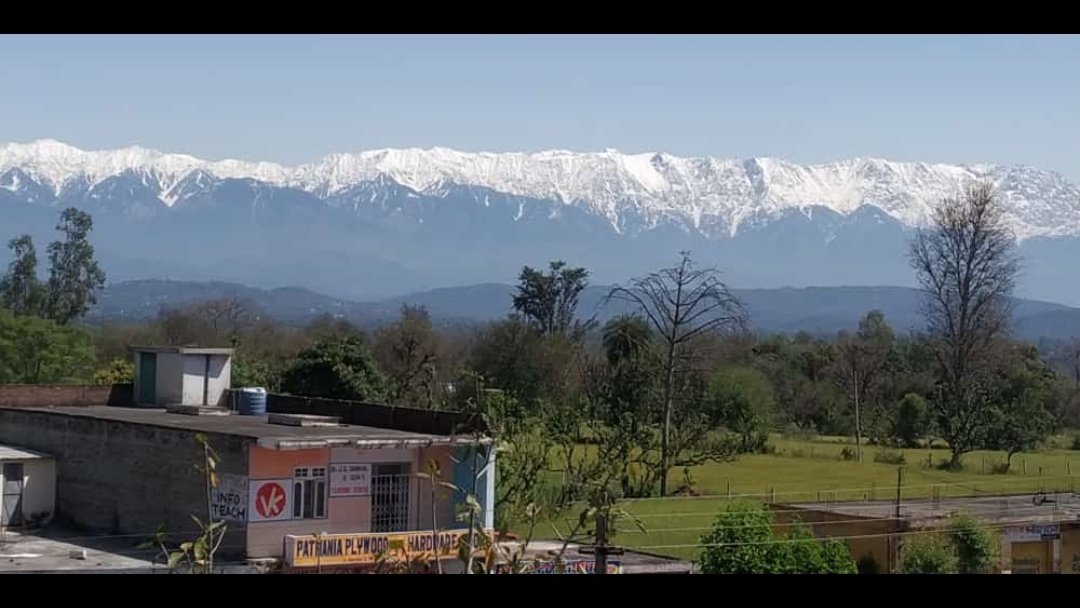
xmin=778 ymin=493 xmax=1080 ymax=574
xmin=131 ymin=347 xmax=233 ymax=407
xmin=1 ymin=445 xmax=55 ymax=529
xmin=0 ymin=385 xmax=493 ymax=572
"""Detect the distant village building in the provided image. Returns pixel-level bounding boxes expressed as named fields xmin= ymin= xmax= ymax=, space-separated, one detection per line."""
xmin=778 ymin=494 xmax=1080 ymax=574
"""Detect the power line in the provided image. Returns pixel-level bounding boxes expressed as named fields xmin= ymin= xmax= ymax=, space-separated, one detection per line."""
xmin=633 ymin=515 xmax=1073 ymax=551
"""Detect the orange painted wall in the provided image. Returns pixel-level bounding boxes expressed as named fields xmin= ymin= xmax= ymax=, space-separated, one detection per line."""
xmin=249 ymin=446 xmax=328 ymax=479
xmin=244 ymin=444 xmax=458 ymax=559
xmin=1059 ymin=524 xmax=1080 ymax=574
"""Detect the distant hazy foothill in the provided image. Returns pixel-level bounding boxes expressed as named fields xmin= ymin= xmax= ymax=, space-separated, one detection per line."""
xmin=2 ymin=141 xmax=1080 ymax=305
xmin=88 ymin=279 xmax=1080 ymax=341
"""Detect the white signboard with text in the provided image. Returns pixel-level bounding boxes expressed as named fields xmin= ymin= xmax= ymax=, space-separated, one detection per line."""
xmin=1004 ymin=523 xmax=1060 ymax=541
xmin=330 ymin=463 xmax=371 ymax=497
xmin=210 ymin=474 xmax=249 ymax=522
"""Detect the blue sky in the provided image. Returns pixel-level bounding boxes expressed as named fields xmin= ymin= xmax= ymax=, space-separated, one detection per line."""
xmin=2 ymin=34 xmax=1078 ymax=179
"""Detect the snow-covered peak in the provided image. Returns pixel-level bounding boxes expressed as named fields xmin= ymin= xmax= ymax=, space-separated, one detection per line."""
xmin=1 ymin=140 xmax=1078 ymax=239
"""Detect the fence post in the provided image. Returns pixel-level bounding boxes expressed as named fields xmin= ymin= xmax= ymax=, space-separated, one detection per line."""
xmin=727 ymin=479 xmax=732 ymax=500
xmin=1023 ymin=458 xmax=1028 ymax=475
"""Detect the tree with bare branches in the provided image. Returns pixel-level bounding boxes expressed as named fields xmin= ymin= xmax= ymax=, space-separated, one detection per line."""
xmin=606 ymin=251 xmax=748 ymax=496
xmin=909 ymin=182 xmax=1019 ymax=468
xmin=831 ymin=310 xmax=895 ymax=462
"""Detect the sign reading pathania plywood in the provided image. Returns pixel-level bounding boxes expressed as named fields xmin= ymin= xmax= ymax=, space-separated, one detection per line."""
xmin=285 ymin=529 xmax=488 ymax=567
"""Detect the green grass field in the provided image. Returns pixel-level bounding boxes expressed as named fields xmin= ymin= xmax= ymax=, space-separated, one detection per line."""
xmin=525 ymin=435 xmax=1080 ymax=562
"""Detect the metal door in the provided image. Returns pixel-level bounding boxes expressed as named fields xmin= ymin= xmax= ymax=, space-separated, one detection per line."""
xmin=371 ymin=464 xmax=410 ymax=533
xmin=2 ymin=462 xmax=24 ymax=527
xmin=138 ymin=352 xmax=157 ymax=404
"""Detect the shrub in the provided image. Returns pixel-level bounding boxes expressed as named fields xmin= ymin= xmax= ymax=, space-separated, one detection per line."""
xmin=900 ymin=536 xmax=958 ymax=574
xmin=840 ymin=446 xmax=857 ymax=461
xmin=1072 ymin=435 xmax=1080 ymax=451
xmin=874 ymin=449 xmax=906 ymax=465
xmin=948 ymin=514 xmax=998 ymax=574
xmin=698 ymin=503 xmax=856 ymax=574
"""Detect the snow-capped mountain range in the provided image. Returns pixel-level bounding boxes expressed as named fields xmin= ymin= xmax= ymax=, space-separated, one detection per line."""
xmin=3 ymin=139 xmax=1079 ymax=239
xmin=2 ymin=140 xmax=1080 ymax=305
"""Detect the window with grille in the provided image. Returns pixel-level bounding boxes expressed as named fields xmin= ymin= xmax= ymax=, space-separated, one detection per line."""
xmin=371 ymin=463 xmax=410 ymax=532
xmin=292 ymin=467 xmax=328 ymax=519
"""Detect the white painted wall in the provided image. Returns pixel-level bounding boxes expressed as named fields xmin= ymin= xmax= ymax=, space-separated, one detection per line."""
xmin=0 ymin=458 xmax=55 ymax=527
xmin=182 ymin=355 xmax=206 ymax=405
xmin=208 ymin=355 xmax=231 ymax=406
xmin=181 ymin=354 xmax=232 ymax=406
xmin=483 ymin=449 xmax=496 ymax=530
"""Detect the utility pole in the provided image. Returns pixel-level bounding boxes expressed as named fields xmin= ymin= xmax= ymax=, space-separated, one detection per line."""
xmin=894 ymin=467 xmax=904 ymax=519
xmin=580 ymin=512 xmax=623 ymax=574
xmin=853 ymin=368 xmax=862 ymax=463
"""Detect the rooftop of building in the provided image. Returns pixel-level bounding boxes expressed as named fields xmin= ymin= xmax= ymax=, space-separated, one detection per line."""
xmin=5 ymin=405 xmax=481 ymax=451
xmin=787 ymin=492 xmax=1080 ymax=527
xmin=0 ymin=444 xmax=51 ymax=461
xmin=0 ymin=529 xmax=260 ymax=573
xmin=129 ymin=346 xmax=234 ymax=355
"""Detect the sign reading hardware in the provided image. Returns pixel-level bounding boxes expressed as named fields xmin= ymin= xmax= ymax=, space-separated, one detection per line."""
xmin=285 ymin=529 xmax=484 ymax=567
xmin=329 ymin=463 xmax=371 ymax=497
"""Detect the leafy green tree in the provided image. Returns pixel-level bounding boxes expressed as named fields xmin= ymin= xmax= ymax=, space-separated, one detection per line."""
xmin=894 ymin=393 xmax=930 ymax=448
xmin=984 ymin=391 xmax=1053 ymax=471
xmin=512 ymin=261 xmax=591 ymax=338
xmin=0 ymin=310 xmax=95 ymax=383
xmin=93 ymin=358 xmax=134 ymax=385
xmin=708 ymin=367 xmax=774 ymax=453
xmin=601 ymin=314 xmax=653 ymax=365
xmin=900 ymin=536 xmax=959 ymax=574
xmin=948 ymin=514 xmax=998 ymax=574
xmin=982 ymin=344 xmax=1057 ymax=470
xmin=469 ymin=316 xmax=579 ymax=405
xmin=280 ymin=335 xmax=388 ymax=402
xmin=0 ymin=235 xmax=45 ymax=316
xmin=374 ymin=305 xmax=442 ymax=408
xmin=43 ymin=208 xmax=107 ymax=324
xmin=231 ymin=355 xmax=283 ymax=391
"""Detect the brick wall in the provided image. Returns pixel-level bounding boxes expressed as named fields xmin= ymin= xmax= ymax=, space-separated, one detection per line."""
xmin=0 ymin=384 xmax=133 ymax=408
xmin=0 ymin=408 xmax=249 ymax=557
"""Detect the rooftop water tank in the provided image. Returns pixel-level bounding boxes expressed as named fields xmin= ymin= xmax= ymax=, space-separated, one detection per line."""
xmin=238 ymin=387 xmax=267 ymax=416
